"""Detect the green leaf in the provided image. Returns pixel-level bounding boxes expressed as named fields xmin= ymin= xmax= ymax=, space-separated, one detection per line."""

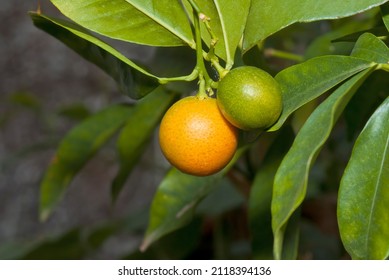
xmin=183 ymin=0 xmax=250 ymax=66
xmin=272 ymin=68 xmax=374 ymax=260
xmin=183 ymin=0 xmax=226 ymax=62
xmin=271 ymin=55 xmax=374 ymax=131
xmin=305 ymin=18 xmax=377 ymax=59
xmin=205 ymin=0 xmax=250 ymax=67
xmin=9 ymin=91 xmax=41 ymax=111
xmin=331 ymin=26 xmax=388 ymax=43
xmin=58 ymin=103 xmax=91 ymax=121
xmin=212 ymin=0 xmax=251 ymax=68
xmin=30 ymin=12 xmax=159 ymax=99
xmin=50 ymin=0 xmax=195 ymax=47
xmin=381 ymin=2 xmax=389 ymax=32
xmin=243 ymin=0 xmax=388 ymax=52
xmin=338 ymin=97 xmax=389 ymax=260
xmin=40 ymin=104 xmax=134 ymax=221
xmin=351 ymin=33 xmax=389 ymax=63
xmin=140 ymin=146 xmax=248 ymax=251
xmin=249 ymin=127 xmax=294 ymax=259
xmin=112 ymin=88 xmax=177 ymax=201
xmin=280 ymin=209 xmax=301 ymax=260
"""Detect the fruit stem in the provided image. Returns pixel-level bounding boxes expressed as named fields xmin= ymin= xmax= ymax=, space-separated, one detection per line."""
xmin=210 ymin=56 xmax=229 ymax=79
xmin=197 ymin=72 xmax=208 ymax=99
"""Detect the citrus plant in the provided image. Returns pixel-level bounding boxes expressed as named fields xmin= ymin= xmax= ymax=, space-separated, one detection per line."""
xmin=29 ymin=0 xmax=389 ymax=260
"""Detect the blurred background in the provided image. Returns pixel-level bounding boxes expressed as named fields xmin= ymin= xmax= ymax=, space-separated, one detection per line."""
xmin=0 ymin=0 xmax=174 ymax=259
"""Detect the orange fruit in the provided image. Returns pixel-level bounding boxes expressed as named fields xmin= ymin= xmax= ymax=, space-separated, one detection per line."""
xmin=217 ymin=66 xmax=283 ymax=130
xmin=159 ymin=96 xmax=238 ymax=176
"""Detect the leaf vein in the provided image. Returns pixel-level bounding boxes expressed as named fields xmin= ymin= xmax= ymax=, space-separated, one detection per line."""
xmin=126 ymin=0 xmax=194 ymax=47
xmin=366 ymin=123 xmax=389 ymax=252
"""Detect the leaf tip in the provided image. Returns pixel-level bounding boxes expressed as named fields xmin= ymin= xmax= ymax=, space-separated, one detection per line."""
xmin=139 ymin=230 xmax=160 ymax=252
xmin=139 ymin=236 xmax=152 ymax=253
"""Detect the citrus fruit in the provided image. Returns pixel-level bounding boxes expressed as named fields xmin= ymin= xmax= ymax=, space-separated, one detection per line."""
xmin=217 ymin=66 xmax=283 ymax=130
xmin=159 ymin=96 xmax=238 ymax=176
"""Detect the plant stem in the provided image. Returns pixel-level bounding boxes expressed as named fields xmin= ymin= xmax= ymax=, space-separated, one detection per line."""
xmin=158 ymin=68 xmax=198 ymax=84
xmin=378 ymin=62 xmax=389 ymax=72
xmin=201 ymin=12 xmax=230 ymax=78
xmin=264 ymin=48 xmax=304 ymax=62
xmin=187 ymin=0 xmax=201 ymax=14
xmin=165 ymin=0 xmax=226 ymax=90
xmin=189 ymin=0 xmax=213 ymax=98
xmin=211 ymin=57 xmax=229 ymax=79
xmin=202 ymin=15 xmax=217 ymax=58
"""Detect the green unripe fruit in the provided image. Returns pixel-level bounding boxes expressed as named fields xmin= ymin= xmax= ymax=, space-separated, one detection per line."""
xmin=217 ymin=66 xmax=283 ymax=130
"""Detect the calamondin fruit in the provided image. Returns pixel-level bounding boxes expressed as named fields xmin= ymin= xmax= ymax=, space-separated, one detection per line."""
xmin=159 ymin=96 xmax=238 ymax=176
xmin=216 ymin=66 xmax=283 ymax=131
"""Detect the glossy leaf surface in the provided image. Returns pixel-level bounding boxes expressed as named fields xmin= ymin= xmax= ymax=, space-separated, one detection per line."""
xmin=50 ymin=0 xmax=195 ymax=47
xmin=212 ymin=0 xmax=250 ymax=68
xmin=271 ymin=56 xmax=373 ymax=131
xmin=351 ymin=33 xmax=389 ymax=63
xmin=338 ymin=97 xmax=389 ymax=260
xmin=40 ymin=104 xmax=133 ymax=220
xmin=141 ymin=146 xmax=248 ymax=251
xmin=272 ymin=69 xmax=373 ymax=259
xmin=243 ymin=0 xmax=389 ymax=51
xmin=30 ymin=12 xmax=159 ymax=99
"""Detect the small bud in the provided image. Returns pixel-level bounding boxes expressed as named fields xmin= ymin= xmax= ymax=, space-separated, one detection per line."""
xmin=199 ymin=13 xmax=210 ymax=22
